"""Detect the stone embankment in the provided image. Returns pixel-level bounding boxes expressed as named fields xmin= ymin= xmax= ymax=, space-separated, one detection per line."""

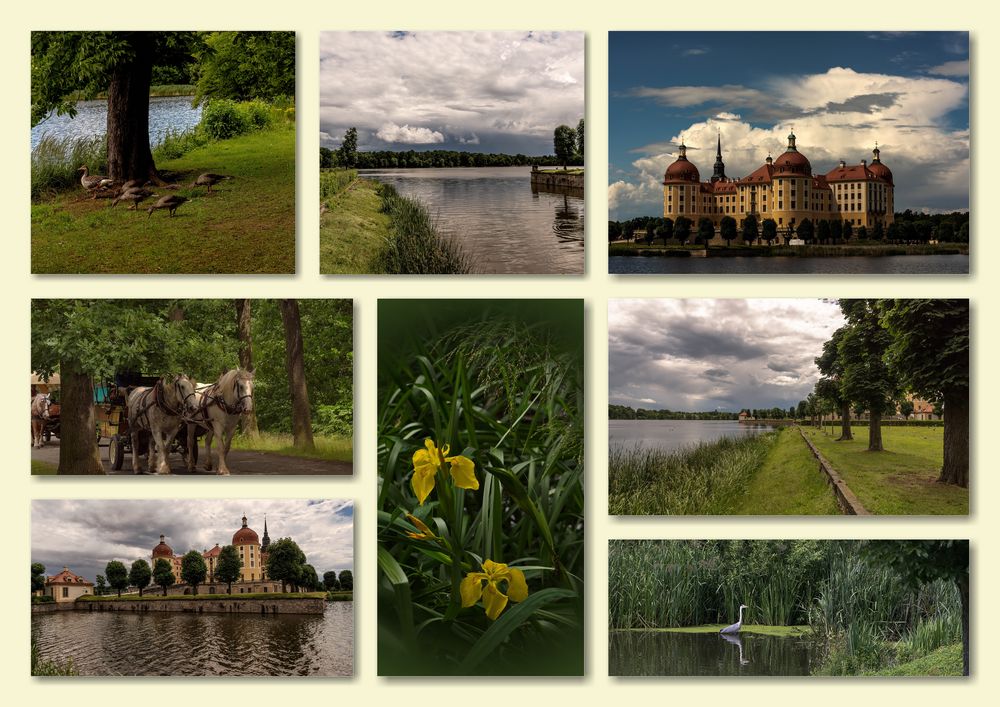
xmin=75 ymin=596 xmax=325 ymax=615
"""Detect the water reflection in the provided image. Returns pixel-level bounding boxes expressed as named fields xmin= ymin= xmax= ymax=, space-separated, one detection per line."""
xmin=609 ymin=420 xmax=775 ymax=454
xmin=609 ymin=629 xmax=819 ymax=676
xmin=609 ymin=254 xmax=969 ymax=275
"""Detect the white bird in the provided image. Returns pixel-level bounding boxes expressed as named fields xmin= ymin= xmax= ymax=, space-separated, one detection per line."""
xmin=720 ymin=604 xmax=748 ymax=634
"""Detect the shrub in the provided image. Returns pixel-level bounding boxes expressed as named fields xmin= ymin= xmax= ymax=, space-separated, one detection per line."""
xmin=239 ymin=99 xmax=272 ymax=130
xmin=314 ymin=401 xmax=353 ymax=436
xmin=31 ymin=595 xmax=55 ymax=604
xmin=200 ymin=99 xmax=250 ymax=140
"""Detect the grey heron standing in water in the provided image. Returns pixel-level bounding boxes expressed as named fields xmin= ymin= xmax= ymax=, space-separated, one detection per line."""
xmin=720 ymin=604 xmax=748 ymax=634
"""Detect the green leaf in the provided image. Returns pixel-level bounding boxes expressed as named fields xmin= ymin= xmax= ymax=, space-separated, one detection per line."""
xmin=377 ymin=546 xmax=415 ymax=648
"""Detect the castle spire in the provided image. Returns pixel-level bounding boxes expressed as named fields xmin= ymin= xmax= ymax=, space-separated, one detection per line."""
xmin=872 ymin=141 xmax=881 ymax=163
xmin=261 ymin=514 xmax=271 ymax=550
xmin=787 ymin=127 xmax=797 ymax=151
xmin=711 ymin=130 xmax=727 ymax=182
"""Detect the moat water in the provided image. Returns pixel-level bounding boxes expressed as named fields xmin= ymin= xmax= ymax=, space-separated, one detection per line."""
xmin=609 ymin=254 xmax=969 ymax=275
xmin=609 ymin=419 xmax=775 ymax=454
xmin=32 ymin=603 xmax=353 ymax=676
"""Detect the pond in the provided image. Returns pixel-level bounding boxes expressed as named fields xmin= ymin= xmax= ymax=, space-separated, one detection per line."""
xmin=30 ymin=96 xmax=202 ymax=150
xmin=609 ymin=254 xmax=969 ymax=275
xmin=609 ymin=629 xmax=821 ymax=676
xmin=31 ymin=603 xmax=353 ymax=676
xmin=609 ymin=419 xmax=775 ymax=454
xmin=361 ymin=167 xmax=584 ymax=274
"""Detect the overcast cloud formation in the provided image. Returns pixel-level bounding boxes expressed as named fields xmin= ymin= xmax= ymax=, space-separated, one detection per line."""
xmin=320 ymin=32 xmax=584 ymax=155
xmin=32 ymin=499 xmax=353 ymax=583
xmin=609 ymin=299 xmax=844 ymax=412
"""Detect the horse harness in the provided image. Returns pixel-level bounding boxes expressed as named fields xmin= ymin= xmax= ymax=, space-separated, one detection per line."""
xmin=131 ymin=380 xmax=183 ymax=431
xmin=31 ymin=395 xmax=50 ymax=421
xmin=189 ymin=376 xmax=252 ymax=427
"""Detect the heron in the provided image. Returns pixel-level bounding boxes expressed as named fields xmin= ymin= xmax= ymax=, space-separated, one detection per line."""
xmin=720 ymin=604 xmax=748 ymax=634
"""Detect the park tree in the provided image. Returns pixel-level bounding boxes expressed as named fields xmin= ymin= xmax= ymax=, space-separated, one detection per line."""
xmin=32 ymin=563 xmax=46 ymax=593
xmin=830 ymin=220 xmax=843 ymax=242
xmin=553 ymin=125 xmax=577 ymax=169
xmin=266 ymin=538 xmax=307 ymax=593
xmin=153 ymin=558 xmax=175 ymax=596
xmin=720 ymin=216 xmax=737 ymax=245
xmin=280 ymin=300 xmax=316 ymax=451
xmin=608 ymin=221 xmax=622 ymax=242
xmin=300 ymin=564 xmax=320 ymax=591
xmin=215 ymin=545 xmax=242 ymax=594
xmin=761 ymin=218 xmax=777 ymax=245
xmin=880 ymin=299 xmax=969 ymax=487
xmin=655 ymin=218 xmax=673 ymax=245
xmin=856 ymin=225 xmax=868 ymax=240
xmin=864 ymin=540 xmax=969 ymax=675
xmin=181 ymin=551 xmax=208 ymax=595
xmin=323 ymin=570 xmax=341 ymax=591
xmin=837 ymin=299 xmax=901 ymax=451
xmin=899 ymin=399 xmax=914 ymax=420
xmin=673 ymin=216 xmax=692 ymax=244
xmin=576 ymin=118 xmax=585 ymax=159
xmin=338 ymin=569 xmax=354 ymax=591
xmin=697 ymin=218 xmax=715 ymax=245
xmin=95 ymin=574 xmax=108 ymax=596
xmin=817 ymin=219 xmax=831 ymax=244
xmin=815 ymin=327 xmax=853 ymax=441
xmin=192 ymin=31 xmax=295 ymax=104
xmin=796 ymin=218 xmax=814 ymax=243
xmin=106 ymin=560 xmax=129 ymax=597
xmin=741 ymin=214 xmax=758 ymax=245
xmin=128 ymin=559 xmax=151 ymax=597
xmin=338 ymin=127 xmax=358 ymax=168
xmin=842 ymin=221 xmax=853 ymax=241
xmin=235 ymin=299 xmax=260 ymax=437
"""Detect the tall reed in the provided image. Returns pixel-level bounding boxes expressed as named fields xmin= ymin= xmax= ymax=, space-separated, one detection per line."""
xmin=320 ymin=168 xmax=357 ymax=205
xmin=31 ymin=135 xmax=106 ymax=200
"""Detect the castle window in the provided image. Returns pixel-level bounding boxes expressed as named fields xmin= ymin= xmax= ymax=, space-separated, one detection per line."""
xmin=62 ymin=587 xmax=68 ymax=598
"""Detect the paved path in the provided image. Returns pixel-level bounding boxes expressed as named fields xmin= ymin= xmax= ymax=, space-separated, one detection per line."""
xmin=31 ymin=439 xmax=352 ymax=476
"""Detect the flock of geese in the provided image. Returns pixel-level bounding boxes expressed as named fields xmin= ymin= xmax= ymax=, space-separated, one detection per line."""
xmin=77 ymin=165 xmax=234 ymax=217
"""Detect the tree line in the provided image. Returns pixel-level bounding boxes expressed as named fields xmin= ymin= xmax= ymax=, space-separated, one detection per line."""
xmin=807 ymin=299 xmax=968 ymax=487
xmin=609 ymin=404 xmax=738 ymax=420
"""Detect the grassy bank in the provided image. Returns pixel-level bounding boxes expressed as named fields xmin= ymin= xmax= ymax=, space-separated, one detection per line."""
xmin=609 ymin=242 xmax=968 ymax=258
xmin=320 ymin=171 xmax=472 ymax=274
xmin=79 ymin=592 xmax=326 ymax=602
xmin=867 ymin=644 xmax=963 ymax=676
xmin=32 ymin=124 xmax=294 ymax=274
xmin=800 ymin=427 xmax=967 ymax=515
xmin=229 ymin=432 xmax=352 ymax=463
xmin=32 ymin=459 xmax=58 ymax=475
xmin=326 ymin=591 xmax=353 ymax=601
xmin=618 ymin=624 xmax=812 ymax=637
xmin=609 ymin=433 xmax=776 ymax=515
xmin=731 ymin=427 xmax=840 ymax=515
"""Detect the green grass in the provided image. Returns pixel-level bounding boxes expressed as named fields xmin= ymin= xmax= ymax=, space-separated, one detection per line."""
xmin=229 ymin=432 xmax=352 ymax=463
xmin=32 ymin=459 xmax=58 ymax=475
xmin=320 ymin=176 xmax=391 ymax=273
xmin=325 ymin=591 xmax=353 ymax=602
xmin=801 ymin=427 xmax=968 ymax=515
xmin=618 ymin=624 xmax=812 ymax=637
xmin=78 ymin=591 xmax=325 ymax=602
xmin=730 ymin=427 xmax=840 ymax=515
xmin=609 ymin=433 xmax=777 ymax=515
xmin=32 ymin=126 xmax=295 ymax=274
xmin=867 ymin=644 xmax=963 ymax=676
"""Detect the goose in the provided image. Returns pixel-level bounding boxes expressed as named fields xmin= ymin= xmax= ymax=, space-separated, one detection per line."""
xmin=78 ymin=165 xmax=113 ymax=196
xmin=146 ymin=194 xmax=188 ymax=217
xmin=190 ymin=173 xmax=233 ymax=193
xmin=111 ymin=187 xmax=156 ymax=211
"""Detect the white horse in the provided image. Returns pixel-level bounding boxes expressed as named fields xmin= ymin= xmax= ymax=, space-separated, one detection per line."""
xmin=190 ymin=368 xmax=254 ymax=476
xmin=31 ymin=393 xmax=50 ymax=448
xmin=127 ymin=374 xmax=199 ymax=475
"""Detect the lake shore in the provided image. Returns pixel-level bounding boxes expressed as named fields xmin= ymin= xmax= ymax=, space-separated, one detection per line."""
xmin=610 ymin=242 xmax=968 ymax=258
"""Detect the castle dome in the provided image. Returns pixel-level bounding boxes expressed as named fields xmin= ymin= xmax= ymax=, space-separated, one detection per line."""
xmin=868 ymin=144 xmax=893 ymax=183
xmin=232 ymin=514 xmax=259 ymax=545
xmin=772 ymin=130 xmax=812 ymax=176
xmin=152 ymin=534 xmax=173 ymax=558
xmin=663 ymin=142 xmax=701 ymax=184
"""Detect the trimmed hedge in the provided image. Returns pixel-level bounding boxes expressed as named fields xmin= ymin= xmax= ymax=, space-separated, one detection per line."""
xmin=31 ymin=595 xmax=55 ymax=604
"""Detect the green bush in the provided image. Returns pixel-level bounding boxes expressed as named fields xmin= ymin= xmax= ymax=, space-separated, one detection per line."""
xmin=201 ymin=99 xmax=250 ymax=140
xmin=240 ymin=99 xmax=272 ymax=130
xmin=32 ymin=595 xmax=55 ymax=604
xmin=314 ymin=401 xmax=353 ymax=437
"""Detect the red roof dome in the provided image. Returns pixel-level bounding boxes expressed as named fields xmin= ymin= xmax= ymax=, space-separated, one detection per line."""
xmin=152 ymin=534 xmax=173 ymax=558
xmin=868 ymin=146 xmax=893 ymax=183
xmin=772 ymin=132 xmax=812 ymax=176
xmin=663 ymin=143 xmax=701 ymax=184
xmin=233 ymin=515 xmax=259 ymax=545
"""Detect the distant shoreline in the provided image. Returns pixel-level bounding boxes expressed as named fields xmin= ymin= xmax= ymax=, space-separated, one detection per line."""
xmin=609 ymin=243 xmax=968 ymax=258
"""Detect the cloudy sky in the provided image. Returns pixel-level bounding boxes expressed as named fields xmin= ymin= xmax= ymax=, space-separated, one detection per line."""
xmin=609 ymin=32 xmax=970 ymax=220
xmin=609 ymin=299 xmax=844 ymax=412
xmin=32 ymin=499 xmax=353 ymax=583
xmin=320 ymin=31 xmax=584 ymax=155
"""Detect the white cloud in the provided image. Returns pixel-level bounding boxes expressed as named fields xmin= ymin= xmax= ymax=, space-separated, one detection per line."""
xmin=375 ymin=122 xmax=445 ymax=144
xmin=926 ymin=59 xmax=970 ymax=77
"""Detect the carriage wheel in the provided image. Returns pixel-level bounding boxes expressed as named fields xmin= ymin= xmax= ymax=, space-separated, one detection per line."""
xmin=44 ymin=429 xmax=51 ymax=443
xmin=109 ymin=435 xmax=125 ymax=471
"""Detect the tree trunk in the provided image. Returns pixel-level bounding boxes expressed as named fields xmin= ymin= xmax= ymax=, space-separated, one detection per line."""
xmin=940 ymin=390 xmax=969 ymax=487
xmin=57 ymin=358 xmax=104 ymax=474
xmin=868 ymin=409 xmax=884 ymax=451
xmin=837 ymin=401 xmax=853 ymax=441
xmin=280 ymin=300 xmax=315 ymax=450
xmin=235 ymin=299 xmax=260 ymax=438
xmin=105 ymin=33 xmax=161 ymax=184
xmin=958 ymin=574 xmax=969 ymax=676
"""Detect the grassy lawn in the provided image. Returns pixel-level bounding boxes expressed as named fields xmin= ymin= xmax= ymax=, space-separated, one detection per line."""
xmin=801 ymin=426 xmax=967 ymax=515
xmin=617 ymin=625 xmax=812 ymax=637
xmin=320 ymin=176 xmax=391 ymax=273
xmin=31 ymin=460 xmax=58 ymax=475
xmin=32 ymin=127 xmax=295 ymax=274
xmin=868 ymin=644 xmax=963 ymax=676
xmin=730 ymin=427 xmax=840 ymax=515
xmin=229 ymin=432 xmax=352 ymax=463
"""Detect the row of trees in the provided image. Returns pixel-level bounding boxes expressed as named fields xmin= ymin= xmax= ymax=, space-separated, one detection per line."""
xmin=31 ymin=299 xmax=353 ymax=474
xmin=808 ymin=300 xmax=968 ymax=487
xmin=608 ymin=404 xmax=737 ymax=421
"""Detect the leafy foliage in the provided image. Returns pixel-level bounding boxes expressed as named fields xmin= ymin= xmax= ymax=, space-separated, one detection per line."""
xmin=128 ymin=559 xmax=151 ymax=596
xmin=215 ymin=545 xmax=242 ymax=593
xmin=193 ymin=32 xmax=295 ymax=104
xmin=266 ymin=538 xmax=307 ymax=591
xmin=180 ymin=551 xmax=208 ymax=592
xmin=105 ymin=560 xmax=128 ymax=597
xmin=153 ymin=558 xmax=175 ymax=595
xmin=31 ymin=563 xmax=46 ymax=593
xmin=879 ymin=300 xmax=969 ymax=402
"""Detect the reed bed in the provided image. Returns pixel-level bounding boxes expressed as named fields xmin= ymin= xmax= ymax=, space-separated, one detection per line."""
xmin=320 ymin=168 xmax=358 ymax=205
xmin=608 ymin=433 xmax=776 ymax=515
xmin=30 ymin=135 xmax=106 ymax=200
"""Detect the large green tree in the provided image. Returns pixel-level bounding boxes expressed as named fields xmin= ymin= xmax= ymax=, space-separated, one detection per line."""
xmin=180 ymin=551 xmax=208 ymax=595
xmin=697 ymin=218 xmax=715 ymax=245
xmin=215 ymin=545 xmax=242 ymax=594
xmin=741 ymin=214 xmax=758 ymax=245
xmin=575 ymin=118 xmax=584 ymax=159
xmin=106 ymin=560 xmax=129 ymax=597
xmin=880 ymin=299 xmax=969 ymax=487
xmin=266 ymin=538 xmax=307 ymax=593
xmin=719 ymin=216 xmax=737 ymax=245
xmin=280 ymin=300 xmax=315 ymax=450
xmin=193 ymin=31 xmax=295 ymax=104
xmin=323 ymin=570 xmax=341 ymax=591
xmin=553 ymin=125 xmax=576 ymax=170
xmin=31 ymin=563 xmax=46 ymax=593
xmin=838 ymin=300 xmax=901 ymax=451
xmin=338 ymin=569 xmax=354 ymax=592
xmin=338 ymin=127 xmax=359 ymax=169
xmin=128 ymin=559 xmax=151 ymax=597
xmin=815 ymin=327 xmax=853 ymax=441
xmin=153 ymin=558 xmax=175 ymax=596
xmin=95 ymin=574 xmax=108 ymax=596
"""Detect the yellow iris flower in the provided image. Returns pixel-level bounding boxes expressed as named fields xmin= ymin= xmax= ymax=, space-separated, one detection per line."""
xmin=411 ymin=438 xmax=479 ymax=505
xmin=404 ymin=513 xmax=438 ymax=540
xmin=460 ymin=559 xmax=529 ymax=620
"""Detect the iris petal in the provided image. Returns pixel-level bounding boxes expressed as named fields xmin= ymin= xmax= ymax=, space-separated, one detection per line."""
xmin=482 ymin=581 xmax=509 ymax=620
xmin=447 ymin=455 xmax=479 ymax=490
xmin=411 ymin=468 xmax=436 ymax=506
xmin=460 ymin=574 xmax=484 ymax=607
xmin=506 ymin=568 xmax=529 ymax=602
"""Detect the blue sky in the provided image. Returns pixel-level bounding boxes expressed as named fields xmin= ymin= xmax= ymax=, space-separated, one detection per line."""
xmin=609 ymin=32 xmax=969 ymax=220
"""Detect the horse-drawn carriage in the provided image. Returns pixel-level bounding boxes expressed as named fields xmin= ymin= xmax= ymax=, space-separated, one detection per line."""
xmin=30 ymin=372 xmax=60 ymax=446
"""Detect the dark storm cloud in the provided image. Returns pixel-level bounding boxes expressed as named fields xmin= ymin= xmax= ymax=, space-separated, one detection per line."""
xmin=823 ymin=92 xmax=900 ymax=113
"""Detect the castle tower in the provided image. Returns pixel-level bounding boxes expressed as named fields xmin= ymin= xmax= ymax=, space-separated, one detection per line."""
xmin=232 ymin=514 xmax=262 ymax=583
xmin=711 ymin=132 xmax=727 ymax=183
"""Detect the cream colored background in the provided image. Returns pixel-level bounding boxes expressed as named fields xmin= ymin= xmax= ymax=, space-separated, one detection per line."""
xmin=4 ymin=0 xmax=993 ymax=698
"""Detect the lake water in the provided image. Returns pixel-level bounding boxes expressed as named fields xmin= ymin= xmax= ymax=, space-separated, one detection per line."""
xmin=609 ymin=630 xmax=821 ymax=676
xmin=32 ymin=603 xmax=353 ymax=676
xmin=609 ymin=254 xmax=969 ymax=275
xmin=361 ymin=167 xmax=584 ymax=274
xmin=609 ymin=419 xmax=775 ymax=454
xmin=31 ymin=96 xmax=202 ymax=150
